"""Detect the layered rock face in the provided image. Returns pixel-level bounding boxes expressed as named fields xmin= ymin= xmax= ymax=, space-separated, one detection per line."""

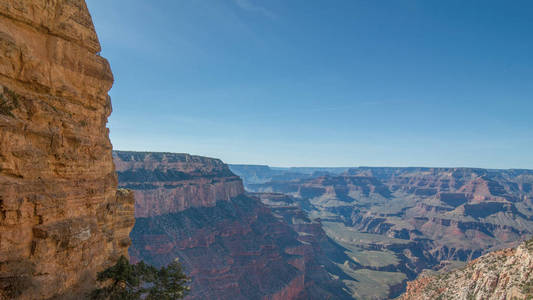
xmin=239 ymin=167 xmax=533 ymax=298
xmin=118 ymin=152 xmax=350 ymax=300
xmin=0 ymin=1 xmax=135 ymax=299
xmin=114 ymin=151 xmax=244 ymax=217
xmin=252 ymin=193 xmax=354 ymax=299
xmin=130 ymin=195 xmax=310 ymax=300
xmin=400 ymin=239 xmax=533 ymax=300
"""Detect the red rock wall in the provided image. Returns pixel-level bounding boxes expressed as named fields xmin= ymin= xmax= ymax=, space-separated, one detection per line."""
xmin=118 ymin=152 xmax=354 ymax=299
xmin=0 ymin=1 xmax=135 ymax=299
xmin=130 ymin=178 xmax=244 ymax=218
xmin=129 ymin=195 xmax=307 ymax=300
xmin=113 ymin=151 xmax=245 ymax=217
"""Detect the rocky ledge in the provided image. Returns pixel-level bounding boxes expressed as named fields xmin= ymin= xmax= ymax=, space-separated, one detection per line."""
xmin=400 ymin=238 xmax=533 ymax=300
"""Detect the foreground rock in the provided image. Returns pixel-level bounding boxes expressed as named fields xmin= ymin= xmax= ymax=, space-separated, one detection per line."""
xmin=400 ymin=238 xmax=533 ymax=300
xmin=115 ymin=151 xmax=351 ymax=300
xmin=0 ymin=1 xmax=135 ymax=299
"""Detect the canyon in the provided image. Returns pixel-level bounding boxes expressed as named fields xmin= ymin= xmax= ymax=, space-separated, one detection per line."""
xmin=118 ymin=154 xmax=533 ymax=299
xmin=232 ymin=165 xmax=533 ymax=298
xmin=0 ymin=0 xmax=530 ymax=299
xmin=0 ymin=1 xmax=135 ymax=299
xmin=115 ymin=151 xmax=352 ymax=300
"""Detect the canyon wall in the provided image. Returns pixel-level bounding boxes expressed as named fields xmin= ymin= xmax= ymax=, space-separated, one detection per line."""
xmin=113 ymin=151 xmax=244 ymax=217
xmin=0 ymin=1 xmax=135 ymax=299
xmin=400 ymin=239 xmax=533 ymax=300
xmin=115 ymin=151 xmax=350 ymax=300
xmin=239 ymin=166 xmax=533 ymax=298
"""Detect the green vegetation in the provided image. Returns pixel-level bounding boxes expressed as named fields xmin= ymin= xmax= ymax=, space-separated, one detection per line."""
xmin=90 ymin=256 xmax=189 ymax=300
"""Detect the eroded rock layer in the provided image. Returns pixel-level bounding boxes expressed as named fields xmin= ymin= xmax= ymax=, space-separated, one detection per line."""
xmin=0 ymin=1 xmax=134 ymax=299
xmin=237 ymin=167 xmax=533 ymax=298
xmin=400 ymin=239 xmax=533 ymax=300
xmin=113 ymin=151 xmax=245 ymax=218
xmin=117 ymin=151 xmax=351 ymax=300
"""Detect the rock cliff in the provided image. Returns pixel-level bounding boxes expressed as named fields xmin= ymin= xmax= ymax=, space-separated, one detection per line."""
xmin=400 ymin=238 xmax=533 ymax=300
xmin=113 ymin=151 xmax=244 ymax=217
xmin=0 ymin=1 xmax=135 ymax=299
xmin=117 ymin=151 xmax=350 ymax=300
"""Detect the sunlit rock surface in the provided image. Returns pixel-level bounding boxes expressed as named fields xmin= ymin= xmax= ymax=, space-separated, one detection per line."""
xmin=0 ymin=1 xmax=135 ymax=298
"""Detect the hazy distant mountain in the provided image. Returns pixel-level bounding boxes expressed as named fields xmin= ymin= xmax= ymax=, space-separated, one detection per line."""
xmin=229 ymin=164 xmax=349 ymax=187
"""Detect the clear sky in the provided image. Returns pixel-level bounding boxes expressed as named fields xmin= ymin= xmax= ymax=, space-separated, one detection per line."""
xmin=86 ymin=0 xmax=533 ymax=168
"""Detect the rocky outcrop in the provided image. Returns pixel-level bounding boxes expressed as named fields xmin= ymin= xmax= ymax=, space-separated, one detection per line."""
xmin=120 ymin=152 xmax=350 ymax=299
xmin=114 ymin=151 xmax=244 ymax=217
xmin=0 ymin=1 xmax=135 ymax=299
xmin=400 ymin=239 xmax=533 ymax=300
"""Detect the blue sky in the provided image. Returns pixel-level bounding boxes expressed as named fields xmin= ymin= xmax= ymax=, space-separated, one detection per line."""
xmin=86 ymin=0 xmax=533 ymax=168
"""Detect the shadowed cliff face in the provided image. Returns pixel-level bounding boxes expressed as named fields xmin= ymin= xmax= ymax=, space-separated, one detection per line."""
xmin=116 ymin=151 xmax=352 ymax=300
xmin=130 ymin=195 xmax=308 ymax=300
xmin=237 ymin=167 xmax=533 ymax=298
xmin=0 ymin=1 xmax=135 ymax=299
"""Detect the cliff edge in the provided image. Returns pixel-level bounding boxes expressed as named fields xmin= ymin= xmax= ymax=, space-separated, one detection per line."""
xmin=399 ymin=238 xmax=533 ymax=300
xmin=114 ymin=151 xmax=244 ymax=218
xmin=0 ymin=1 xmax=135 ymax=299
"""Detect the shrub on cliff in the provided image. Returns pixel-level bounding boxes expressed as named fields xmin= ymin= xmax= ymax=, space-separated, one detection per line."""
xmin=90 ymin=256 xmax=189 ymax=300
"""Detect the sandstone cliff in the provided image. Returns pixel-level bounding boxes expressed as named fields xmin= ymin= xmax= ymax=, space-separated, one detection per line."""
xmin=116 ymin=151 xmax=351 ymax=300
xmin=0 ymin=1 xmax=135 ymax=299
xmin=400 ymin=238 xmax=533 ymax=300
xmin=113 ymin=151 xmax=244 ymax=218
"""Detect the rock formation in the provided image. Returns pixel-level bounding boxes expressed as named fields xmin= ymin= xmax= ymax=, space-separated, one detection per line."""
xmin=400 ymin=238 xmax=533 ymax=300
xmin=236 ymin=166 xmax=533 ymax=298
xmin=115 ymin=151 xmax=351 ymax=300
xmin=229 ymin=164 xmax=348 ymax=188
xmin=0 ymin=1 xmax=135 ymax=299
xmin=113 ymin=151 xmax=244 ymax=218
